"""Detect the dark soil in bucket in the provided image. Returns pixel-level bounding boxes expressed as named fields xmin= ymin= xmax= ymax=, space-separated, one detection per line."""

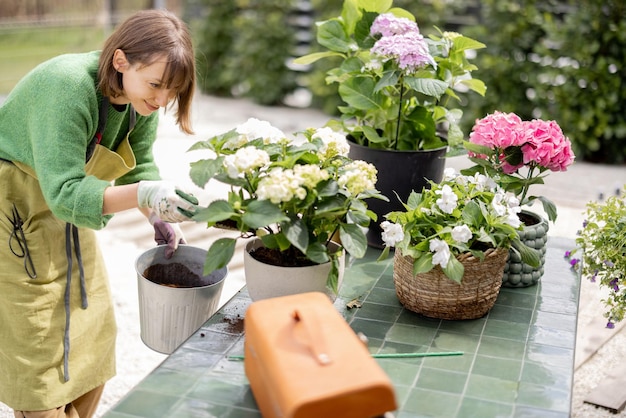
xmin=143 ymin=263 xmax=204 ymax=288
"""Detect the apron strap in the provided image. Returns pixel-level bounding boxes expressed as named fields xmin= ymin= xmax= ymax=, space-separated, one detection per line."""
xmin=85 ymin=97 xmax=136 ymax=162
xmin=62 ymin=223 xmax=89 ymax=382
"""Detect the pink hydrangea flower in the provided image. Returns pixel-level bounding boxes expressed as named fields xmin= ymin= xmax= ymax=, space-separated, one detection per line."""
xmin=371 ymin=32 xmax=435 ymax=72
xmin=468 ymin=111 xmax=526 ymax=174
xmin=370 ymin=13 xmax=419 ymax=37
xmin=520 ymin=119 xmax=575 ymax=172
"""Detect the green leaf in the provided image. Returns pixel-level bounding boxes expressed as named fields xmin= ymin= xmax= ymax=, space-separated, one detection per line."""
xmin=339 ymin=223 xmax=368 ymax=258
xmin=537 ymin=196 xmax=558 ymax=222
xmin=511 ymin=238 xmax=541 ymax=268
xmin=358 ymin=0 xmax=393 ymax=13
xmin=293 ymin=51 xmax=343 ymax=65
xmin=282 ymin=218 xmax=309 ymax=254
xmin=451 ymin=36 xmax=486 ymax=52
xmin=189 ymin=158 xmax=223 ymax=188
xmin=203 ymin=238 xmax=236 ymax=275
xmin=403 ymin=77 xmax=448 ymax=99
xmin=193 ymin=200 xmax=235 ymax=223
xmin=442 ymin=256 xmax=464 ymax=283
xmin=338 ymin=76 xmax=384 ymax=110
xmin=242 ymin=199 xmax=289 ymax=229
xmin=306 ymin=241 xmax=330 ymax=264
xmin=317 ymin=19 xmax=353 ymax=53
xmin=459 ymin=78 xmax=487 ymax=96
xmin=412 ymin=252 xmax=434 ymax=275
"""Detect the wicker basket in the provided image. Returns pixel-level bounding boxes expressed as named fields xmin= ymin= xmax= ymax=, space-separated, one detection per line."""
xmin=393 ymin=248 xmax=509 ymax=320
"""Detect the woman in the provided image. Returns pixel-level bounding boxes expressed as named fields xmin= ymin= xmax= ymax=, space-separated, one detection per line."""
xmin=0 ymin=9 xmax=198 ymax=418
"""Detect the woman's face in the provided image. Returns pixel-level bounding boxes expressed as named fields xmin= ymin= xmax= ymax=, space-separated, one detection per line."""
xmin=110 ymin=49 xmax=176 ymax=116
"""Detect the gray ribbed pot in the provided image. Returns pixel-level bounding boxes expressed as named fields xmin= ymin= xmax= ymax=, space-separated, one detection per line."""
xmin=502 ymin=210 xmax=549 ymax=288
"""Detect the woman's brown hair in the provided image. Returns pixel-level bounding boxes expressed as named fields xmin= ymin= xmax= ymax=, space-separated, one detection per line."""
xmin=98 ymin=9 xmax=196 ymax=134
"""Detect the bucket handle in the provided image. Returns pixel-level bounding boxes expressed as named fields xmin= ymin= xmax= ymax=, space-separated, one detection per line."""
xmin=292 ymin=308 xmax=333 ymax=366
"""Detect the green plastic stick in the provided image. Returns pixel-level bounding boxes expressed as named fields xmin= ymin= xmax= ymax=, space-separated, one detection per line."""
xmin=227 ymin=351 xmax=463 ymax=361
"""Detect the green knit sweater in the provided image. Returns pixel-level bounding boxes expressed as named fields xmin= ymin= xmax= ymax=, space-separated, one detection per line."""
xmin=0 ymin=51 xmax=161 ymax=229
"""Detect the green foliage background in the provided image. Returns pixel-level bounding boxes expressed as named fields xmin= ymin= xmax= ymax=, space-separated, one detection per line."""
xmin=194 ymin=0 xmax=626 ymax=164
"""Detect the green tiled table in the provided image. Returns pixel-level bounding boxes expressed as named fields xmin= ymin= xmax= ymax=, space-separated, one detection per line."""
xmin=104 ymin=237 xmax=579 ymax=418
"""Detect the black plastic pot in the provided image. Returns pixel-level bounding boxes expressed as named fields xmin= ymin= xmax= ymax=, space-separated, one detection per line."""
xmin=349 ymin=141 xmax=447 ymax=248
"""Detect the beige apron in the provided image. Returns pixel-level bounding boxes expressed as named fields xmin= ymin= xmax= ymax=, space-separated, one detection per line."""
xmin=0 ymin=100 xmax=137 ymax=411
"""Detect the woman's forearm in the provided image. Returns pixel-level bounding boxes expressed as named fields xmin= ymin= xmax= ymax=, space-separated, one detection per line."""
xmin=102 ymin=183 xmax=140 ymax=215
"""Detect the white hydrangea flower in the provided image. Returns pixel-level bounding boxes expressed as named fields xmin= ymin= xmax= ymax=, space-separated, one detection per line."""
xmin=435 ymin=184 xmax=458 ymax=214
xmin=234 ymin=117 xmax=286 ymax=145
xmin=381 ymin=221 xmax=404 ymax=247
xmin=338 ymin=160 xmax=377 ymax=196
xmin=256 ymin=167 xmax=306 ymax=204
xmin=468 ymin=172 xmax=496 ymax=191
xmin=311 ymin=127 xmax=350 ymax=159
xmin=451 ymin=225 xmax=472 ymax=243
xmin=223 ymin=146 xmax=270 ymax=178
xmin=293 ymin=164 xmax=329 ymax=189
xmin=430 ymin=238 xmax=451 ymax=268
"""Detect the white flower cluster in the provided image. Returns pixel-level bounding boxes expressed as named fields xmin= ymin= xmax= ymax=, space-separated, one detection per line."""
xmin=381 ymin=168 xmax=523 ymax=269
xmin=226 ymin=117 xmax=286 ymax=149
xmin=312 ymin=127 xmax=350 ymax=159
xmin=223 ymin=147 xmax=270 ymax=178
xmin=338 ymin=160 xmax=378 ymax=196
xmin=256 ymin=165 xmax=330 ymax=205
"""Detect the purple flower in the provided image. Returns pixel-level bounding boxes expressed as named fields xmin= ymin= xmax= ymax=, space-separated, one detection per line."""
xmin=370 ymin=13 xmax=419 ymax=37
xmin=604 ymin=260 xmax=615 ymax=268
xmin=607 ymin=321 xmax=615 ymax=329
xmin=610 ymin=278 xmax=619 ymax=292
xmin=371 ymin=32 xmax=436 ymax=72
xmin=564 ymin=250 xmax=571 ymax=258
xmin=569 ymin=258 xmax=579 ymax=267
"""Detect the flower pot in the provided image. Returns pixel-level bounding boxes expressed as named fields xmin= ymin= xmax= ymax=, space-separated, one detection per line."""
xmin=135 ymin=245 xmax=228 ymax=354
xmin=348 ymin=141 xmax=447 ymax=248
xmin=393 ymin=248 xmax=508 ymax=320
xmin=502 ymin=210 xmax=549 ymax=288
xmin=244 ymin=238 xmax=345 ymax=301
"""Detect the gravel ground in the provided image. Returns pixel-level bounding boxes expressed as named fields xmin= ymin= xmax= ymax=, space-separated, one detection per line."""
xmin=1 ymin=94 xmax=626 ymax=417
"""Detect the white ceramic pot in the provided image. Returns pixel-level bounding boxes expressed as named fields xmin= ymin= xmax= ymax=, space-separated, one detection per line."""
xmin=244 ymin=238 xmax=345 ymax=301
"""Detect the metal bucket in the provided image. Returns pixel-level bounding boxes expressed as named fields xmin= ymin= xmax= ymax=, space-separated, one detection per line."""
xmin=135 ymin=245 xmax=228 ymax=354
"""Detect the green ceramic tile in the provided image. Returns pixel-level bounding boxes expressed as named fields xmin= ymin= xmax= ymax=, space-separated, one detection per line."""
xmin=354 ymin=300 xmax=403 ymax=322
xmin=457 ymin=397 xmax=514 ymax=418
xmin=516 ymin=381 xmax=570 ymax=412
xmin=520 ymin=361 xmax=571 ymax=387
xmin=138 ymin=368 xmax=200 ymax=397
xmin=402 ymin=388 xmax=461 ymax=416
xmin=527 ymin=326 xmax=575 ymax=348
xmin=488 ymin=304 xmax=533 ymax=324
xmin=225 ymin=407 xmax=262 ymax=418
xmin=415 ymin=350 xmax=474 ymax=373
xmin=432 ymin=330 xmax=480 ymax=353
xmin=338 ymin=273 xmax=378 ymax=298
xmin=439 ymin=318 xmax=486 ymax=335
xmin=525 ymin=344 xmax=573 ymax=369
xmin=377 ymin=358 xmax=422 ymax=386
xmin=186 ymin=375 xmax=250 ymax=406
xmin=496 ymin=290 xmax=537 ymax=309
xmin=169 ymin=398 xmax=232 ymax=417
xmin=532 ymin=310 xmax=577 ymax=332
xmin=539 ymin=283 xmax=578 ymax=302
xmin=472 ymin=355 xmax=522 ymax=381
xmin=350 ymin=317 xmax=393 ymax=340
xmin=477 ymin=336 xmax=526 ymax=359
xmin=378 ymin=340 xmax=428 ymax=359
xmin=159 ymin=348 xmax=223 ymax=372
xmin=366 ymin=286 xmax=403 ymax=306
xmin=183 ymin=330 xmax=240 ymax=354
xmin=483 ymin=319 xmax=529 ymax=341
xmin=113 ymin=390 xmax=180 ymax=418
xmin=99 ymin=413 xmax=136 ymax=418
xmin=396 ymin=310 xmax=442 ymax=328
xmin=416 ymin=367 xmax=467 ymax=394
xmin=386 ymin=323 xmax=438 ymax=346
xmin=535 ymin=296 xmax=578 ymax=315
xmin=464 ymin=374 xmax=518 ymax=403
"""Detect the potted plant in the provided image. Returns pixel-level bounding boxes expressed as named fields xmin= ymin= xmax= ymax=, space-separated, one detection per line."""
xmin=461 ymin=111 xmax=575 ymax=287
xmin=379 ymin=168 xmax=540 ymax=319
xmin=187 ymin=118 xmax=385 ymax=299
xmin=294 ymin=0 xmax=487 ymax=247
xmin=566 ymin=187 xmax=626 ymax=328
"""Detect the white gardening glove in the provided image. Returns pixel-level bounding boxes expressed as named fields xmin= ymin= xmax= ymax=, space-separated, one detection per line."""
xmin=149 ymin=212 xmax=186 ymax=259
xmin=137 ymin=180 xmax=198 ymax=223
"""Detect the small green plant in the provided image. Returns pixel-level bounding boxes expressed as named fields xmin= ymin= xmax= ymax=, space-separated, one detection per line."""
xmin=566 ymin=188 xmax=626 ymax=328
xmin=379 ymin=168 xmax=540 ymax=283
xmin=187 ymin=118 xmax=386 ymax=292
xmin=294 ymin=0 xmax=486 ymax=153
